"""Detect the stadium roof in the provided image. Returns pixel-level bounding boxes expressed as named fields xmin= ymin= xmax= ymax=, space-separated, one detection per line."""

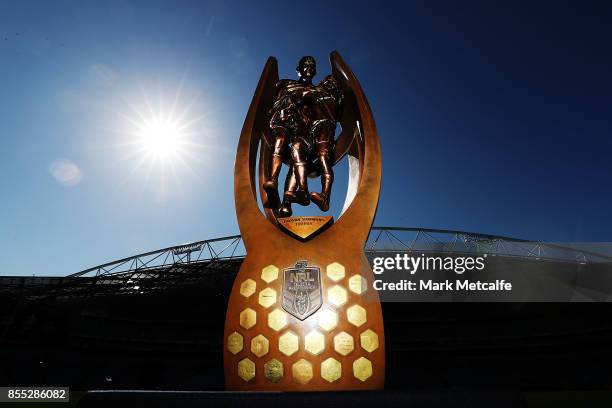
xmin=69 ymin=226 xmax=612 ymax=279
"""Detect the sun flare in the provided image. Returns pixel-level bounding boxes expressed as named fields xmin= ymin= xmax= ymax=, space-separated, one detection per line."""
xmin=113 ymin=81 xmax=215 ymax=199
xmin=137 ymin=117 xmax=183 ymax=159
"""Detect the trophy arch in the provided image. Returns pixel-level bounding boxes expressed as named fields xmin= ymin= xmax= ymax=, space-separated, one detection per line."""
xmin=234 ymin=51 xmax=381 ymax=250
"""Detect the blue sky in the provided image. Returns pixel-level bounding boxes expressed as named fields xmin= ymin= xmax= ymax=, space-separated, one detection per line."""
xmin=1 ymin=1 xmax=611 ymax=276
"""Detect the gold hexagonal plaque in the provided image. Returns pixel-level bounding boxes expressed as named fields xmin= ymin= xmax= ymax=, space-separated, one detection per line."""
xmin=326 ymin=262 xmax=345 ymax=282
xmin=268 ymin=308 xmax=288 ymax=331
xmin=304 ymin=330 xmax=325 ymax=355
xmin=240 ymin=278 xmax=256 ymax=298
xmin=292 ymin=359 xmax=313 ymax=384
xmin=360 ymin=329 xmax=379 ymax=353
xmin=278 ymin=331 xmax=299 ymax=356
xmin=258 ymin=287 xmax=277 ymax=309
xmin=348 ymin=274 xmax=367 ymax=295
xmin=353 ymin=357 xmax=373 ymax=382
xmin=317 ymin=308 xmax=338 ymax=332
xmin=347 ymin=304 xmax=367 ymax=327
xmin=321 ymin=357 xmax=342 ymax=383
xmin=238 ymin=358 xmax=256 ymax=382
xmin=264 ymin=358 xmax=284 ymax=383
xmin=327 ymin=285 xmax=347 ymax=307
xmin=239 ymin=308 xmax=256 ymax=329
xmin=227 ymin=331 xmax=243 ymax=355
xmin=333 ymin=331 xmax=354 ymax=356
xmin=251 ymin=334 xmax=270 ymax=357
xmin=261 ymin=264 xmax=279 ymax=283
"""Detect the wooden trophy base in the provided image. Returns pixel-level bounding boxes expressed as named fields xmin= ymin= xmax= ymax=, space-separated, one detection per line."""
xmin=223 ymin=235 xmax=385 ymax=391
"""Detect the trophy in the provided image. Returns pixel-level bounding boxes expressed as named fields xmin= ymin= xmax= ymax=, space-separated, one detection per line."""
xmin=224 ymin=51 xmax=384 ymax=391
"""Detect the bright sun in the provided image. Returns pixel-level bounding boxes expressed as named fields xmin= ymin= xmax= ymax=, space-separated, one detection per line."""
xmin=138 ymin=118 xmax=183 ymax=159
xmin=113 ymin=81 xmax=214 ymax=199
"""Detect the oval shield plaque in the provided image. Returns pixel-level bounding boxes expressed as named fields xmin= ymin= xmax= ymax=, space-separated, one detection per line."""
xmin=282 ymin=261 xmax=322 ymax=320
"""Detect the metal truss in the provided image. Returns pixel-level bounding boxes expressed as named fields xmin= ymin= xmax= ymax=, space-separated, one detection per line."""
xmin=68 ymin=235 xmax=245 ymax=278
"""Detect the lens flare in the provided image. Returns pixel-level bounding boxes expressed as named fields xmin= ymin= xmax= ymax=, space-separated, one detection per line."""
xmin=138 ymin=117 xmax=183 ymax=159
xmin=110 ymin=78 xmax=216 ymax=200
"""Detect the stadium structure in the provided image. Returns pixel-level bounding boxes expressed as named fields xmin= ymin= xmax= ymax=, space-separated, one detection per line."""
xmin=1 ymin=226 xmax=612 ymax=395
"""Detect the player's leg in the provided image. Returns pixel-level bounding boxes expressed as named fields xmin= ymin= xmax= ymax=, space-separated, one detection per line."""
xmin=284 ymin=141 xmax=310 ymax=206
xmin=263 ymin=129 xmax=287 ymax=195
xmin=311 ymin=130 xmax=334 ymax=211
xmin=278 ymin=164 xmax=296 ymax=217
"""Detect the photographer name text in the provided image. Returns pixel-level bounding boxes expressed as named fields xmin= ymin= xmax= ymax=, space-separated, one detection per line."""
xmin=373 ymin=279 xmax=512 ymax=292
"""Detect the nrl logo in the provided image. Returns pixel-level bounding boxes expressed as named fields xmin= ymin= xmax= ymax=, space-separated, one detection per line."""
xmin=282 ymin=260 xmax=322 ymax=320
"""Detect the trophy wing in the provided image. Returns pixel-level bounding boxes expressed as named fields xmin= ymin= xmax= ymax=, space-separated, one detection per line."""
xmin=234 ymin=57 xmax=280 ymax=246
xmin=331 ymin=55 xmax=358 ymax=165
xmin=329 ymin=51 xmax=382 ymax=246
